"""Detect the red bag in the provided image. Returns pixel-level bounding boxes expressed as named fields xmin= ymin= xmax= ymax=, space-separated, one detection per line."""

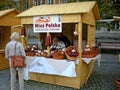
xmin=11 ymin=42 xmax=26 ymax=68
xmin=11 ymin=56 xmax=25 ymax=68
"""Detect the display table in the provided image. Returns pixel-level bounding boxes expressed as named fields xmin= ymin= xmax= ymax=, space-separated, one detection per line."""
xmin=82 ymin=54 xmax=101 ymax=67
xmin=0 ymin=49 xmax=9 ymax=70
xmin=24 ymin=55 xmax=99 ymax=89
xmin=24 ymin=56 xmax=76 ymax=80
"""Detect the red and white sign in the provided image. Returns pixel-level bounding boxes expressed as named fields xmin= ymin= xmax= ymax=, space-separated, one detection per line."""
xmin=33 ymin=15 xmax=62 ymax=33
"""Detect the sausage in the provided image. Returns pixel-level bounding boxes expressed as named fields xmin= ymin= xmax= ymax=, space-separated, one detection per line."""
xmin=45 ymin=34 xmax=52 ymax=46
xmin=21 ymin=27 xmax=26 ymax=37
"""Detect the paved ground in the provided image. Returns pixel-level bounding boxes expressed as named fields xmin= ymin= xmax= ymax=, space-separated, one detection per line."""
xmin=0 ymin=54 xmax=120 ymax=90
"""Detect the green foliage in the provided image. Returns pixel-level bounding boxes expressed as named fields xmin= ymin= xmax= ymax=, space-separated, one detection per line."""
xmin=67 ymin=0 xmax=76 ymax=2
xmin=67 ymin=0 xmax=119 ymax=19
xmin=0 ymin=0 xmax=15 ymax=10
xmin=98 ymin=0 xmax=114 ymax=19
xmin=0 ymin=0 xmax=27 ymax=12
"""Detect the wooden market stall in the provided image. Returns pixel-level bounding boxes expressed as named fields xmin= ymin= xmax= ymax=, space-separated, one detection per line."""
xmin=113 ymin=16 xmax=120 ymax=61
xmin=0 ymin=9 xmax=20 ymax=70
xmin=17 ymin=1 xmax=100 ymax=89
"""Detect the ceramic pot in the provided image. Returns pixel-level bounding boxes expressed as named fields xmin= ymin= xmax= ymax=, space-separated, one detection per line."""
xmin=115 ymin=78 xmax=120 ymax=90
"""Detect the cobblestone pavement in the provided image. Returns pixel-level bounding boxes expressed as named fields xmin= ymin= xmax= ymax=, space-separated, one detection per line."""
xmin=0 ymin=54 xmax=120 ymax=90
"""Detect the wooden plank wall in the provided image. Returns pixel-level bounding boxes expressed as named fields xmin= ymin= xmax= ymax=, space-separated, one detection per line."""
xmin=87 ymin=25 xmax=95 ymax=47
xmin=0 ymin=50 xmax=9 ymax=70
xmin=0 ymin=12 xmax=20 ymax=26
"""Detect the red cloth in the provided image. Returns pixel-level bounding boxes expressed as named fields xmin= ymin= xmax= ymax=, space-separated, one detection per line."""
xmin=45 ymin=34 xmax=52 ymax=46
xmin=21 ymin=27 xmax=26 ymax=37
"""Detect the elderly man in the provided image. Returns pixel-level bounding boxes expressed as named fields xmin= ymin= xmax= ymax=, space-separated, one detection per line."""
xmin=50 ymin=37 xmax=66 ymax=51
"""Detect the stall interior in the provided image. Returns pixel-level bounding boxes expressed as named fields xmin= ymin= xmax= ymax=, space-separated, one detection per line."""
xmin=26 ymin=23 xmax=88 ymax=50
xmin=0 ymin=26 xmax=11 ymax=70
xmin=24 ymin=22 xmax=99 ymax=59
xmin=0 ymin=26 xmax=11 ymax=49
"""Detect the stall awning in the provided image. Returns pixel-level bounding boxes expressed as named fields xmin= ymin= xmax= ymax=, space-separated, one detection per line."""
xmin=17 ymin=1 xmax=100 ymax=20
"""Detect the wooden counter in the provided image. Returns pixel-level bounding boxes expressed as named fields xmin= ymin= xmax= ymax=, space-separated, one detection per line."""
xmin=26 ymin=57 xmax=95 ymax=89
xmin=0 ymin=49 xmax=9 ymax=70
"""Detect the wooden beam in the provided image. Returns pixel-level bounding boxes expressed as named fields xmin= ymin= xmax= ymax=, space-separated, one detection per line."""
xmin=21 ymin=14 xmax=81 ymax=24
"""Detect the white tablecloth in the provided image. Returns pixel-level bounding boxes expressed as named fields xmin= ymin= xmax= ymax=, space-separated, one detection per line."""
xmin=24 ymin=56 xmax=76 ymax=80
xmin=82 ymin=54 xmax=101 ymax=67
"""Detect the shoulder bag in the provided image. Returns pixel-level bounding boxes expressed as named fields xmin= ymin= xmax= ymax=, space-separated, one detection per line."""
xmin=11 ymin=42 xmax=25 ymax=68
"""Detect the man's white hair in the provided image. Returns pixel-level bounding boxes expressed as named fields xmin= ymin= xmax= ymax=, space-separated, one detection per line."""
xmin=53 ymin=37 xmax=59 ymax=43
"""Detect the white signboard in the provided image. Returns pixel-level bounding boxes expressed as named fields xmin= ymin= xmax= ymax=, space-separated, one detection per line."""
xmin=33 ymin=15 xmax=62 ymax=33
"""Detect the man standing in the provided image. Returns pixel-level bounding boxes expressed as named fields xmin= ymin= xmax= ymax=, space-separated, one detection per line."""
xmin=57 ymin=33 xmax=71 ymax=47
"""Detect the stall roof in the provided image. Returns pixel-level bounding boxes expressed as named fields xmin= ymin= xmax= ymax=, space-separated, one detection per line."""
xmin=0 ymin=9 xmax=20 ymax=26
xmin=17 ymin=1 xmax=100 ymax=20
xmin=113 ymin=16 xmax=120 ymax=21
xmin=0 ymin=9 xmax=19 ymax=18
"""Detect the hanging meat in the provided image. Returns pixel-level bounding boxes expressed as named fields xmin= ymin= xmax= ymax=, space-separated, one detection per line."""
xmin=45 ymin=34 xmax=52 ymax=46
xmin=21 ymin=26 xmax=26 ymax=37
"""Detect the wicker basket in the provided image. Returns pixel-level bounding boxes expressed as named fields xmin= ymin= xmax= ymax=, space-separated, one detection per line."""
xmin=26 ymin=52 xmax=35 ymax=56
xmin=82 ymin=52 xmax=96 ymax=58
xmin=39 ymin=52 xmax=48 ymax=57
xmin=115 ymin=78 xmax=120 ymax=90
xmin=65 ymin=46 xmax=79 ymax=61
xmin=65 ymin=52 xmax=78 ymax=60
xmin=52 ymin=50 xmax=65 ymax=60
xmin=82 ymin=47 xmax=100 ymax=58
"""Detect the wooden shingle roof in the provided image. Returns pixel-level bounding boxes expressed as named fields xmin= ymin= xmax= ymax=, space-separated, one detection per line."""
xmin=17 ymin=1 xmax=100 ymax=20
xmin=0 ymin=9 xmax=19 ymax=18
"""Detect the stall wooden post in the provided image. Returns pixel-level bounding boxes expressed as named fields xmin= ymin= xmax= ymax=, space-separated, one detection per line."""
xmin=38 ymin=33 xmax=41 ymax=49
xmin=77 ymin=22 xmax=84 ymax=86
xmin=78 ymin=22 xmax=82 ymax=59
xmin=21 ymin=36 xmax=27 ymax=48
xmin=21 ymin=36 xmax=25 ymax=47
xmin=21 ymin=37 xmax=27 ymax=48
xmin=38 ymin=33 xmax=41 ymax=40
xmin=46 ymin=32 xmax=50 ymax=54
